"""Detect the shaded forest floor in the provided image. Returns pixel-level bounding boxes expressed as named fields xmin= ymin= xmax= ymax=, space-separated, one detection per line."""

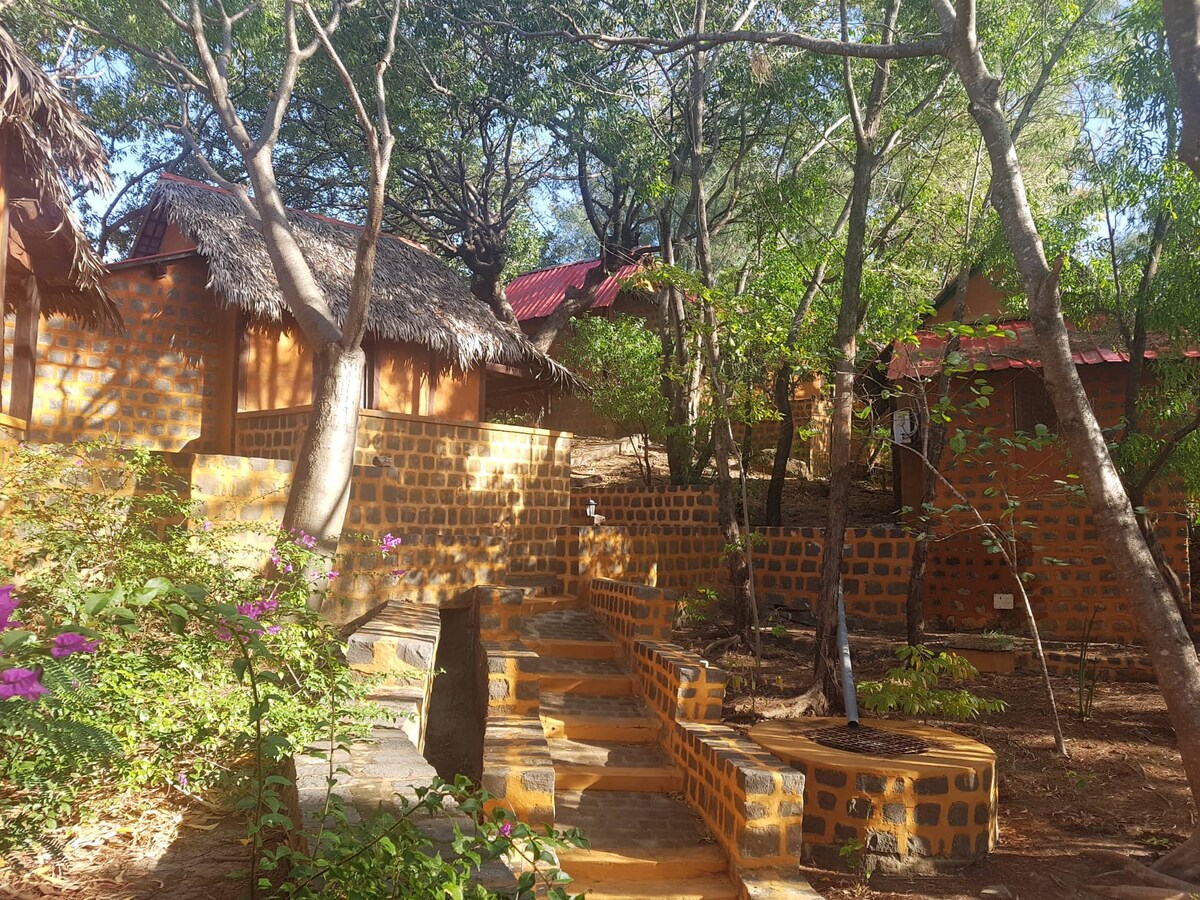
xmin=676 ymin=619 xmax=1195 ymax=900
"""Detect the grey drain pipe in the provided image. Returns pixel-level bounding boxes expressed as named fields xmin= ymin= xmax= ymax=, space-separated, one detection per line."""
xmin=836 ymin=583 xmax=860 ymax=728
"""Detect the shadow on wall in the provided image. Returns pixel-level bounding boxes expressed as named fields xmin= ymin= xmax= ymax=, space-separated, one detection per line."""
xmin=27 ymin=260 xmax=235 ymax=453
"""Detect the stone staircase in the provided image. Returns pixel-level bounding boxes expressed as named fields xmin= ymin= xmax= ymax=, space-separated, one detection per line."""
xmin=517 ymin=600 xmax=742 ymax=900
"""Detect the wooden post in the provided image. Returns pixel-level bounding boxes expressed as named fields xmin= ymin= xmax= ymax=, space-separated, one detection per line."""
xmin=10 ymin=278 xmax=39 ymax=424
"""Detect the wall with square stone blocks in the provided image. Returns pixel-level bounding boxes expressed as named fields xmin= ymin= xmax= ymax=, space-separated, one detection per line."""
xmin=29 ymin=258 xmax=235 ymax=451
xmin=896 ymin=365 xmax=1193 ymax=643
xmin=573 ymin=485 xmax=718 ymax=525
xmin=585 ymin=578 xmax=805 ymax=870
xmin=564 ymin=526 xmax=915 ymax=632
xmin=239 ymin=406 xmax=572 ymax=576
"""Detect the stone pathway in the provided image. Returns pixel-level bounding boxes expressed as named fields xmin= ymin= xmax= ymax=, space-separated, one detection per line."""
xmin=519 ymin=603 xmax=742 ymax=900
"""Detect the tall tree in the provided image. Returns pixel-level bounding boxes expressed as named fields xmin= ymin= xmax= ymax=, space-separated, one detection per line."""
xmin=55 ymin=0 xmax=404 ymax=555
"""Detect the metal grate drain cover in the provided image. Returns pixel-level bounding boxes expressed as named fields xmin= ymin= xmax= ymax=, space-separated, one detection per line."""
xmin=809 ymin=724 xmax=931 ymax=756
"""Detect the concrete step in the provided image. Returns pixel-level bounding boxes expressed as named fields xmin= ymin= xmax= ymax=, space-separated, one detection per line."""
xmin=538 ymin=656 xmax=635 ymax=696
xmin=565 ymin=876 xmax=739 ymax=900
xmin=523 ymin=593 xmax=583 ymax=615
xmin=550 ymin=738 xmax=682 ymax=792
xmin=530 ymin=638 xmax=621 ymax=660
xmin=504 ymin=573 xmax=562 ymax=594
xmin=540 ymin=692 xmax=657 ymax=742
xmin=555 ymin=791 xmax=727 ymax=882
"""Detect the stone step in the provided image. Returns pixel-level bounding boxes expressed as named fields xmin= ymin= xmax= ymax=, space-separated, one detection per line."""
xmin=564 ymin=876 xmax=740 ymax=900
xmin=523 ymin=593 xmax=584 ymax=615
xmin=540 ymin=693 xmax=657 ymax=742
xmin=550 ymin=738 xmax=682 ymax=792
xmin=504 ymin=573 xmax=562 ymax=594
xmin=555 ymin=791 xmax=727 ymax=882
xmin=538 ymin=656 xmax=635 ymax=696
xmin=520 ymin=608 xmax=610 ymax=643
xmin=530 ymin=638 xmax=622 ymax=660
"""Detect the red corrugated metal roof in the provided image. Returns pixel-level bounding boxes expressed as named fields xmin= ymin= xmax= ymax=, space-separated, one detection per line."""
xmin=888 ymin=320 xmax=1200 ymax=380
xmin=505 ymin=258 xmax=645 ymax=321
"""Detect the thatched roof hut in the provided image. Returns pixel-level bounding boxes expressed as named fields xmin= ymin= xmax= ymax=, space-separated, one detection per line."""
xmin=132 ymin=174 xmax=579 ymax=388
xmin=0 ymin=25 xmax=119 ymax=328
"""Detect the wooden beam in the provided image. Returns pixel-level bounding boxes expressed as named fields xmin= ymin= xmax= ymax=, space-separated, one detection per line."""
xmin=10 ymin=277 xmax=40 ymax=423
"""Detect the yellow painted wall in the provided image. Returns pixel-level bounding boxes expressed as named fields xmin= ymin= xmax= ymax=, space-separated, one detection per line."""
xmin=241 ymin=325 xmax=314 ymax=412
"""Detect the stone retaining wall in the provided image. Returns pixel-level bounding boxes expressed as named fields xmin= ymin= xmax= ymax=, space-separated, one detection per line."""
xmin=573 ymin=485 xmax=719 ymax=525
xmin=240 ymin=408 xmax=571 ymax=576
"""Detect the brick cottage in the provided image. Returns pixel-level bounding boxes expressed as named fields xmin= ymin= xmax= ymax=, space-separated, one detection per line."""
xmin=888 ymin=272 xmax=1195 ymax=642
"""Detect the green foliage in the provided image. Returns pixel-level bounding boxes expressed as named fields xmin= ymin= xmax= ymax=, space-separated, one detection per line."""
xmin=265 ymin=777 xmax=586 ymax=899
xmin=678 ymin=586 xmax=721 ymax=624
xmin=858 ymin=645 xmax=1007 ymax=721
xmin=0 ymin=443 xmax=374 ymax=857
xmin=562 ymin=314 xmax=669 ymax=446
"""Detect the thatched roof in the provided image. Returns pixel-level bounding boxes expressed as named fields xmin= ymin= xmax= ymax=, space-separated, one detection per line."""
xmin=0 ymin=25 xmax=119 ymax=328
xmin=134 ymin=174 xmax=579 ymax=388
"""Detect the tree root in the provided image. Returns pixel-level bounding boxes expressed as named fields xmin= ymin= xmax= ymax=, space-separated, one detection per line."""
xmin=1152 ymin=834 xmax=1200 ymax=883
xmin=758 ymin=681 xmax=832 ymax=719
xmin=1088 ymin=840 xmax=1200 ymax=899
xmin=702 ymin=633 xmax=743 ymax=660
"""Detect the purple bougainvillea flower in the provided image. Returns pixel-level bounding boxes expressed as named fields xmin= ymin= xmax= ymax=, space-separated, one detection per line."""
xmin=390 ymin=569 xmax=407 ymax=577
xmin=0 ymin=667 xmax=48 ymax=700
xmin=51 ymin=632 xmax=100 ymax=658
xmin=380 ymin=533 xmax=403 ymax=553
xmin=500 ymin=821 xmax=513 ymax=837
xmin=0 ymin=586 xmax=19 ymax=631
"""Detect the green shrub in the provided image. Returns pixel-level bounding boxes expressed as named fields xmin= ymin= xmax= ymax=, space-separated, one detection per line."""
xmin=858 ymin=645 xmax=1007 ymax=721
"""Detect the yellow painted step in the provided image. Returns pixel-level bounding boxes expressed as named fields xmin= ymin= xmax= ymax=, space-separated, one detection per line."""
xmin=539 ymin=671 xmax=635 ymax=696
xmin=554 ymin=763 xmax=683 ymax=792
xmin=530 ymin=638 xmax=620 ymax=660
xmin=565 ymin=876 xmax=739 ymax=900
xmin=541 ymin=714 xmax=658 ymax=742
xmin=558 ymin=845 xmax=729 ymax=883
xmin=524 ymin=594 xmax=582 ymax=614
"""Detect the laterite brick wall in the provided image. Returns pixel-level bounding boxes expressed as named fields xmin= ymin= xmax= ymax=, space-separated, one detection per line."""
xmin=565 ymin=526 xmax=915 ymax=631
xmin=896 ymin=364 xmax=1193 ymax=642
xmin=754 ymin=528 xmax=915 ymax=629
xmin=573 ymin=485 xmax=719 ymax=525
xmin=27 ymin=258 xmax=236 ymax=451
xmin=240 ymin=407 xmax=572 ymax=576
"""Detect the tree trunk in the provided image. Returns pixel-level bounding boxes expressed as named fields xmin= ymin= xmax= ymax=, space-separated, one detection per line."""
xmin=471 ymin=271 xmax=521 ymax=329
xmin=942 ymin=0 xmax=1200 ymax=815
xmin=282 ymin=343 xmax=366 ymax=559
xmin=766 ymin=366 xmax=793 ymax=526
xmin=1161 ymin=0 xmax=1200 ymax=178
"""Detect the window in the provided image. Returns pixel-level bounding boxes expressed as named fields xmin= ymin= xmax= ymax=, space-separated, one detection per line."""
xmin=1013 ymin=378 xmax=1058 ymax=434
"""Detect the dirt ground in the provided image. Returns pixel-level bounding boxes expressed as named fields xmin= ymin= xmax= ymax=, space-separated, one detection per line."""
xmin=0 ymin=791 xmax=248 ymax=899
xmin=677 ymin=620 xmax=1196 ymax=900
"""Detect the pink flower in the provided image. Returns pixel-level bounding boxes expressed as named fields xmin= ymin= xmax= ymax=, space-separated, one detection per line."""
xmin=500 ymin=821 xmax=513 ymax=837
xmin=202 ymin=520 xmax=214 ymax=532
xmin=51 ymin=633 xmax=100 ymax=658
xmin=390 ymin=569 xmax=407 ymax=577
xmin=0 ymin=667 xmax=47 ymax=700
xmin=326 ymin=571 xmax=339 ymax=580
xmin=0 ymin=586 xmax=20 ymax=631
xmin=380 ymin=533 xmax=403 ymax=554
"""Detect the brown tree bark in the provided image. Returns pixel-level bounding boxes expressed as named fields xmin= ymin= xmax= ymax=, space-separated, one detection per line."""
xmin=805 ymin=0 xmax=902 ymax=714
xmin=1161 ymin=0 xmax=1200 ymax=177
xmin=936 ymin=0 xmax=1200 ymax=834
